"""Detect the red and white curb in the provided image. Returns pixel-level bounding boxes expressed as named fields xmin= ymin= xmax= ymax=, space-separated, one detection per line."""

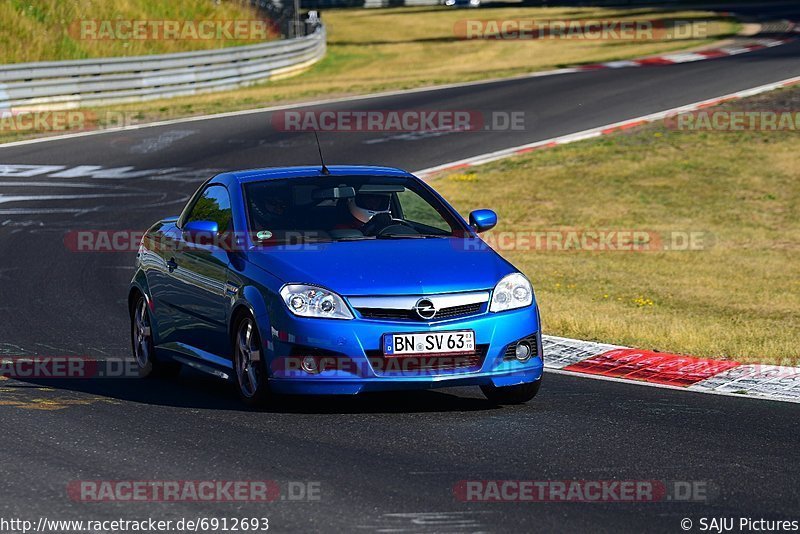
xmin=579 ymin=34 xmax=796 ymax=70
xmin=416 ymin=73 xmax=800 ymax=179
xmin=543 ymin=336 xmax=800 ymax=404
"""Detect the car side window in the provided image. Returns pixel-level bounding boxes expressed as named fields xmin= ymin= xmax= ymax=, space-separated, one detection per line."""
xmin=396 ymin=189 xmax=453 ymax=233
xmin=185 ymin=185 xmax=233 ymax=233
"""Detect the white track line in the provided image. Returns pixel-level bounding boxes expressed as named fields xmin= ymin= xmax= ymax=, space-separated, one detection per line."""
xmin=414 ymin=74 xmax=800 ymax=178
xmin=545 ymin=368 xmax=800 ymax=405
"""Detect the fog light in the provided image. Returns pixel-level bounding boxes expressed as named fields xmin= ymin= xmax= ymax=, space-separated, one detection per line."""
xmin=301 ymin=355 xmax=319 ymax=374
xmin=515 ymin=342 xmax=532 ymax=362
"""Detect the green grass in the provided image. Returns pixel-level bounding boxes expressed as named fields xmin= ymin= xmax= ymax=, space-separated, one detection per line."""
xmin=432 ymin=88 xmax=800 ymax=365
xmin=0 ymin=0 xmax=274 ymax=63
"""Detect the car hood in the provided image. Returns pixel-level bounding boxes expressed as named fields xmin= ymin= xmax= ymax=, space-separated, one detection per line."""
xmin=247 ymin=237 xmax=516 ymax=296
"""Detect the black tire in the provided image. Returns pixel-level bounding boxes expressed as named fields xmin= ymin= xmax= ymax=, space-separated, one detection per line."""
xmin=232 ymin=313 xmax=271 ymax=407
xmin=130 ymin=294 xmax=181 ymax=379
xmin=481 ymin=378 xmax=541 ymax=405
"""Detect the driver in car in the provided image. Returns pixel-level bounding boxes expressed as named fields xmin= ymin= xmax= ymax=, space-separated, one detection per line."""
xmin=340 ymin=191 xmax=425 ymax=238
xmin=347 ymin=192 xmax=391 ymax=226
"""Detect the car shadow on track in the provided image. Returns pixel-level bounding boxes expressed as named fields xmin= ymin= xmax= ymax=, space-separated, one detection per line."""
xmin=8 ymin=367 xmax=505 ymax=414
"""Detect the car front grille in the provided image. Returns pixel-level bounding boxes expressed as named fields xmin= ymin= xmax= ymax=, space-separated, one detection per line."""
xmin=366 ymin=344 xmax=488 ymax=375
xmin=356 ymin=302 xmax=484 ymax=321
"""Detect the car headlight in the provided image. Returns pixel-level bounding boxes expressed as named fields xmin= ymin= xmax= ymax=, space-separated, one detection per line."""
xmin=280 ymin=284 xmax=353 ymax=320
xmin=489 ymin=273 xmax=533 ymax=312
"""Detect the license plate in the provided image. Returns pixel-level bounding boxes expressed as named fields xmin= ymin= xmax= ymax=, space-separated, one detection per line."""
xmin=383 ymin=330 xmax=475 ymax=356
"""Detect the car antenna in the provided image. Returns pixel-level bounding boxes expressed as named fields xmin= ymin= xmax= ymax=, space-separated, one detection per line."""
xmin=312 ymin=130 xmax=330 ymax=175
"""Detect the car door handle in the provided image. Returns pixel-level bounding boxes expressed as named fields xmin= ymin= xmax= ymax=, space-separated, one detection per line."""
xmin=166 ymin=258 xmax=178 ymax=272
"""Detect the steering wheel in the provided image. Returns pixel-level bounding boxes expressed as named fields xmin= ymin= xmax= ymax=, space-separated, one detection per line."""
xmin=362 ymin=213 xmax=415 ymax=236
xmin=376 ymin=220 xmax=417 ymax=237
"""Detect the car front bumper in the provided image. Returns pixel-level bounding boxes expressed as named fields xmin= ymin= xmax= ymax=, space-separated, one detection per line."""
xmin=264 ymin=304 xmax=543 ymax=395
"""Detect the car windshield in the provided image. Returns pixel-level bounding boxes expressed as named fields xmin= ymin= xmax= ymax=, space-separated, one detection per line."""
xmin=244 ymin=175 xmax=467 ymax=244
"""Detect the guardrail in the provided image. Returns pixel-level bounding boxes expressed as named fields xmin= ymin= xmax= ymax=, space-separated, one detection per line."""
xmin=0 ymin=25 xmax=326 ymax=111
xmin=363 ymin=0 xmax=442 ymax=6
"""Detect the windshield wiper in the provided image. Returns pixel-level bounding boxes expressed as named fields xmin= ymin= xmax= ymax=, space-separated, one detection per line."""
xmin=376 ymin=233 xmax=448 ymax=239
xmin=332 ymin=236 xmax=376 ymax=241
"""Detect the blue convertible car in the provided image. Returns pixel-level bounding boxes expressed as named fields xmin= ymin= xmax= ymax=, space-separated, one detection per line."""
xmin=129 ymin=165 xmax=543 ymax=406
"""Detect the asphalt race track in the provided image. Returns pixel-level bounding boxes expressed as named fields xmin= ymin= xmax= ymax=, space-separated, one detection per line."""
xmin=1 ymin=4 xmax=799 ymax=532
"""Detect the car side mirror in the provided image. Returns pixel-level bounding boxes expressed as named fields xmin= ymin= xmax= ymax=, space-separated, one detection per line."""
xmin=183 ymin=220 xmax=219 ymax=245
xmin=469 ymin=209 xmax=497 ymax=233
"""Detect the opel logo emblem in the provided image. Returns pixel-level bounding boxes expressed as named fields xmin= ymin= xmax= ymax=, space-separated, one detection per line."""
xmin=414 ymin=298 xmax=437 ymax=320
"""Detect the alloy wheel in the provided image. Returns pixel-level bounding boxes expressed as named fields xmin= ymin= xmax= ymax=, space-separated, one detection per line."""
xmin=133 ymin=298 xmax=152 ymax=369
xmin=235 ymin=319 xmax=260 ymax=398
